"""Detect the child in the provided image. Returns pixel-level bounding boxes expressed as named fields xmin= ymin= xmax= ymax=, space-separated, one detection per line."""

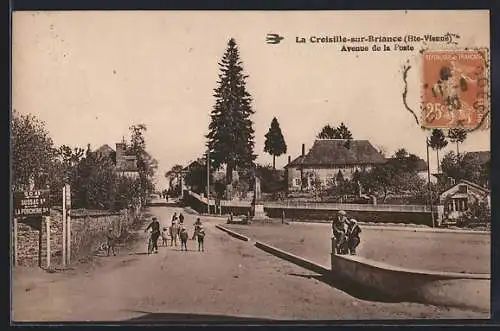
xmin=192 ymin=217 xmax=202 ymax=240
xmin=347 ymin=219 xmax=362 ymax=255
xmin=196 ymin=225 xmax=205 ymax=252
xmin=170 ymin=221 xmax=179 ymax=247
xmin=179 ymin=226 xmax=189 ymax=251
xmin=161 ymin=227 xmax=169 ymax=247
xmin=106 ymin=228 xmax=117 ymax=256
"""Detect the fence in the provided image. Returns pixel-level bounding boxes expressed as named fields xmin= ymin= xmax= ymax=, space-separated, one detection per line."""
xmin=187 ymin=191 xmax=433 ymax=213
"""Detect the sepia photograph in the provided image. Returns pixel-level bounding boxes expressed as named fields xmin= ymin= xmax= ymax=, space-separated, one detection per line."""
xmin=11 ymin=10 xmax=491 ymax=322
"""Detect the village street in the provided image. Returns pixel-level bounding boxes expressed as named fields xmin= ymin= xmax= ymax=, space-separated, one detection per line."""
xmin=12 ymin=206 xmax=488 ymax=322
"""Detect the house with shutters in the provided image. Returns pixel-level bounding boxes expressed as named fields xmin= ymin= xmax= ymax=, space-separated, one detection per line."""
xmin=284 ymin=139 xmax=386 ymax=192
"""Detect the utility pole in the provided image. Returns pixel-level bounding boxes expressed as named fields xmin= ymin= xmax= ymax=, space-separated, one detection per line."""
xmin=426 ymin=137 xmax=435 ymax=228
xmin=206 ymin=151 xmax=210 ymax=214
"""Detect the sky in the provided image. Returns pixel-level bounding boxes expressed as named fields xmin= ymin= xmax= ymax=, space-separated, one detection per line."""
xmin=12 ymin=10 xmax=490 ymax=190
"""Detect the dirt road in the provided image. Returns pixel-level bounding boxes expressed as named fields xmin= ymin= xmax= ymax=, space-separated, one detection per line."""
xmin=12 ymin=207 xmax=488 ymax=322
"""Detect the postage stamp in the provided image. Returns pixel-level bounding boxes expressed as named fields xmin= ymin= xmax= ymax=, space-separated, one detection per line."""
xmin=420 ymin=48 xmax=490 ymax=130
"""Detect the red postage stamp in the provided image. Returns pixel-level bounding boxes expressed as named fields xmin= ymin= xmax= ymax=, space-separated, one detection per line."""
xmin=421 ymin=49 xmax=490 ymax=130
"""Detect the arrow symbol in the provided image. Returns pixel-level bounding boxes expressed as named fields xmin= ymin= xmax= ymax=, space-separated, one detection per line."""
xmin=266 ymin=33 xmax=284 ymax=44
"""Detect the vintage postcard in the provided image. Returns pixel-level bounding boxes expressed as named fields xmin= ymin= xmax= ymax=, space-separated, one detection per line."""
xmin=11 ymin=10 xmax=491 ymax=323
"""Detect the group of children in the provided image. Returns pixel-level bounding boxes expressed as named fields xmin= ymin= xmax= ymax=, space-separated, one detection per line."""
xmin=331 ymin=210 xmax=362 ymax=255
xmin=158 ymin=212 xmax=206 ymax=252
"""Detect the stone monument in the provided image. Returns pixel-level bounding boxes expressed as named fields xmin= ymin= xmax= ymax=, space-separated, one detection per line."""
xmin=252 ymin=176 xmax=270 ymax=222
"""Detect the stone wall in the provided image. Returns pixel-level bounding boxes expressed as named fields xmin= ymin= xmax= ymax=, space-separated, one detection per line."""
xmin=14 ymin=208 xmax=138 ymax=268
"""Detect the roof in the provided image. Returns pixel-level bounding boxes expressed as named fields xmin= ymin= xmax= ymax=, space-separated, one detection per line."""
xmin=95 ymin=144 xmax=115 ymax=156
xmin=439 ymin=179 xmax=490 ymax=197
xmin=458 ymin=179 xmax=490 ymax=194
xmin=286 ymin=139 xmax=386 ymax=167
xmin=183 ymin=158 xmax=205 ymax=171
xmin=285 ymin=155 xmax=305 ymax=168
xmin=464 ymin=151 xmax=490 ymax=165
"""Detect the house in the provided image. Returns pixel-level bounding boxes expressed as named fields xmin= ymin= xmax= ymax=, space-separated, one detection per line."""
xmin=284 ymin=139 xmax=386 ymax=191
xmin=437 ymin=179 xmax=491 ymax=224
xmin=94 ymin=142 xmax=139 ymax=179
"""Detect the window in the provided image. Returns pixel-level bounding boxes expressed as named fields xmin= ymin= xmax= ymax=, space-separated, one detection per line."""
xmin=458 ymin=185 xmax=468 ymax=194
xmin=293 ymin=178 xmax=301 ymax=187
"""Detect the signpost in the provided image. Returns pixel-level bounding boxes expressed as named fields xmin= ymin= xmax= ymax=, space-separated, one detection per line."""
xmin=13 ymin=189 xmax=51 ymax=268
xmin=13 ymin=190 xmax=50 ymax=218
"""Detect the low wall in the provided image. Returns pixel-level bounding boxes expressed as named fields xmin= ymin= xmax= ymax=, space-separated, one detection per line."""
xmin=330 ymin=239 xmax=490 ymax=312
xmin=267 ymin=208 xmax=435 ymax=226
xmin=14 ymin=208 xmax=138 ymax=268
xmin=183 ymin=191 xmax=435 ymax=226
xmin=215 ymin=225 xmax=250 ymax=241
xmin=254 ymin=241 xmax=330 ymax=275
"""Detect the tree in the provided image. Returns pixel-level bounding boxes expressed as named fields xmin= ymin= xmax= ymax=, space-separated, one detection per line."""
xmin=184 ymin=161 xmax=213 ymax=194
xmin=264 ymin=117 xmax=287 ymax=169
xmin=128 ymin=124 xmax=156 ymax=204
xmin=255 ymin=164 xmax=287 ymax=193
xmin=206 ymin=38 xmax=256 ymax=188
xmin=447 ymin=128 xmax=468 ymax=155
xmin=336 ymin=122 xmax=353 ymax=139
xmin=73 ymin=146 xmax=118 ymax=210
xmin=56 ymin=145 xmax=85 ymax=184
xmin=317 ymin=122 xmax=353 ymax=148
xmin=428 ymin=129 xmax=448 ymax=173
xmin=11 ymin=111 xmax=55 ymax=190
xmin=317 ymin=124 xmax=338 ymax=139
xmin=441 ymin=151 xmax=485 ymax=186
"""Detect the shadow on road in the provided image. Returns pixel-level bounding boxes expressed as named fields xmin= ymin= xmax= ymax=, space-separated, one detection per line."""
xmin=287 ymin=272 xmax=400 ymax=303
xmin=125 ymin=311 xmax=273 ymax=323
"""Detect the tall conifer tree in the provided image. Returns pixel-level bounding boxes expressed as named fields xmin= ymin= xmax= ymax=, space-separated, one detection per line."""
xmin=206 ymin=38 xmax=256 ymax=184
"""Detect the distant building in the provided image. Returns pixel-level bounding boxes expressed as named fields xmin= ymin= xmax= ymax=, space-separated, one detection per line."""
xmin=437 ymin=179 xmax=491 ymax=224
xmin=94 ymin=142 xmax=139 ymax=179
xmin=284 ymin=139 xmax=386 ymax=192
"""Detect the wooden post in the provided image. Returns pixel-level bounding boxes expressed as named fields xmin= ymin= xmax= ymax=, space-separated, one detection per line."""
xmin=45 ymin=216 xmax=51 ymax=268
xmin=206 ymin=152 xmax=210 ymax=214
xmin=62 ymin=186 xmax=67 ymax=266
xmin=65 ymin=184 xmax=72 ymax=265
xmin=13 ymin=217 xmax=18 ymax=266
xmin=67 ymin=211 xmax=71 ymax=265
xmin=38 ymin=219 xmax=43 ymax=268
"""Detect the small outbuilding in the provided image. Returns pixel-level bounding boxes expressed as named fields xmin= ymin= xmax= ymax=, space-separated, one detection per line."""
xmin=437 ymin=179 xmax=490 ymax=225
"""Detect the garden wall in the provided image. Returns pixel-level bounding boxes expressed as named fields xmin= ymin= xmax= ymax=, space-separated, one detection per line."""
xmin=14 ymin=208 xmax=138 ymax=268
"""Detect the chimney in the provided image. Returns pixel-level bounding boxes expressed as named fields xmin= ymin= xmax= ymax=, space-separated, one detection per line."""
xmin=288 ymin=155 xmax=291 ymax=164
xmin=302 ymin=144 xmax=305 ymax=156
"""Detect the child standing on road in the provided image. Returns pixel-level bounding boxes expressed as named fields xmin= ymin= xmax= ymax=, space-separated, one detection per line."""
xmin=179 ymin=226 xmax=189 ymax=251
xmin=192 ymin=217 xmax=202 ymax=240
xmin=106 ymin=229 xmax=117 ymax=256
xmin=170 ymin=221 xmax=179 ymax=247
xmin=196 ymin=225 xmax=205 ymax=252
xmin=161 ymin=227 xmax=169 ymax=247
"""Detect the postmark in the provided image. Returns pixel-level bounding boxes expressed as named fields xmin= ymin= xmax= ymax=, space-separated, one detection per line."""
xmin=420 ymin=48 xmax=490 ymax=130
